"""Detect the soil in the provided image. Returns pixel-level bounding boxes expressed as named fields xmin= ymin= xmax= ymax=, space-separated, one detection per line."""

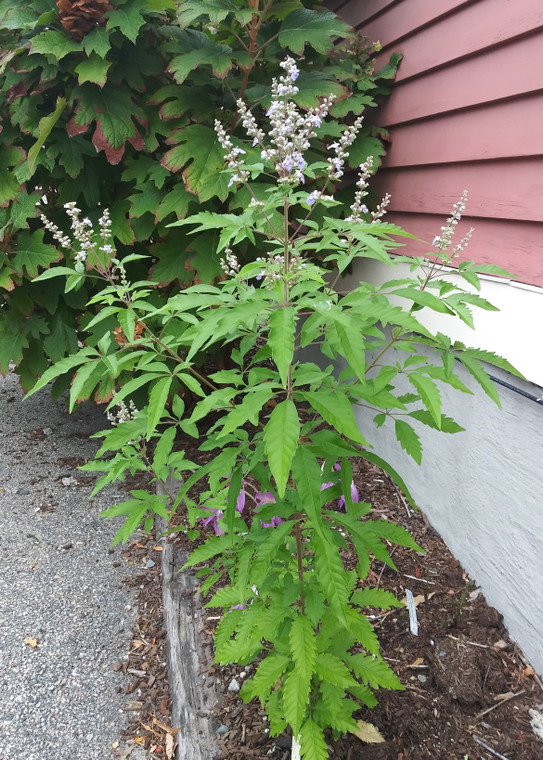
xmin=119 ymin=458 xmax=543 ymax=760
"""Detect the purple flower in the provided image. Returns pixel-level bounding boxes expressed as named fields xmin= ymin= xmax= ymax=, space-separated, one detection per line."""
xmin=255 ymin=491 xmax=282 ymax=528
xmin=338 ymin=483 xmax=360 ymax=512
xmin=201 ymin=507 xmax=225 ymax=536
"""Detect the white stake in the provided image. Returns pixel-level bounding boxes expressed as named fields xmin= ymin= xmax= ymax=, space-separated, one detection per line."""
xmin=291 ymin=735 xmax=301 ymax=760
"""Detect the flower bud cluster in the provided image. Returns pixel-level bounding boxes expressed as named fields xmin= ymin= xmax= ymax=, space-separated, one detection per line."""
xmin=345 ymin=156 xmax=373 ymax=221
xmin=371 ymin=192 xmax=391 ymax=223
xmin=214 ymin=119 xmax=249 ymax=188
xmin=220 ymin=246 xmax=240 ymax=276
xmin=41 ymin=203 xmax=116 ymax=265
xmin=254 ymin=251 xmax=304 ymax=285
xmin=327 ymin=115 xmax=364 ymax=181
xmin=432 ymin=191 xmax=473 ymax=257
xmin=106 ymin=400 xmax=138 ymax=427
xmin=40 ymin=213 xmax=71 ymax=249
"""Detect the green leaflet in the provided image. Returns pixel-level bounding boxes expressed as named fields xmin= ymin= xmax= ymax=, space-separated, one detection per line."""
xmin=299 ymin=718 xmax=328 ymax=760
xmin=312 ymin=527 xmax=349 ymax=626
xmin=264 ymin=400 xmax=299 ymax=498
xmin=302 ymin=389 xmax=368 ymax=445
xmin=459 ymin=356 xmax=501 ymax=407
xmin=290 ymin=615 xmax=316 ymax=684
xmin=291 ymin=446 xmax=325 ymax=524
xmin=241 ymin=653 xmax=290 ymax=705
xmin=268 ymin=306 xmax=296 ymax=388
xmin=282 ymin=670 xmax=310 ymax=735
xmin=147 ymin=376 xmax=173 ymax=438
xmin=351 ymin=588 xmax=404 ymax=611
xmin=394 ymin=419 xmax=422 ymax=464
xmin=217 ymin=385 xmax=276 ymax=439
xmin=408 ymin=372 xmax=442 ymax=428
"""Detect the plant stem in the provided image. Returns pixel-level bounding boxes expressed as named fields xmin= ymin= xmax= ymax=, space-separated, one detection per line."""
xmin=294 ymin=520 xmax=305 ymax=613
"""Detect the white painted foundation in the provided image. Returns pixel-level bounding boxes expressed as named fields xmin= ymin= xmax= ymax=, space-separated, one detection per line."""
xmin=339 ymin=261 xmax=543 ymax=676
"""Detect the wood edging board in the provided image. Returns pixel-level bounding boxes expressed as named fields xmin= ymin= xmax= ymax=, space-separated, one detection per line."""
xmin=157 ymin=478 xmax=220 ymax=760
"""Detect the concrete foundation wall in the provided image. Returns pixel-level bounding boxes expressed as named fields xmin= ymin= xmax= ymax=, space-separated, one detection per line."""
xmin=353 ymin=359 xmax=543 ymax=677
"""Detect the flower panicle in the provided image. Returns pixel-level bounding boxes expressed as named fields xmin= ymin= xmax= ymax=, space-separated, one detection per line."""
xmin=432 ymin=190 xmax=473 ymax=257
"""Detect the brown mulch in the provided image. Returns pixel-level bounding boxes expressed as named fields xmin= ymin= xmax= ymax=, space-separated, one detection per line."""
xmin=117 ymin=458 xmax=543 ymax=760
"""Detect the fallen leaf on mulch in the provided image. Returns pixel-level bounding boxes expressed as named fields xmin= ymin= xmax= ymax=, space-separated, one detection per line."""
xmin=165 ymin=733 xmax=175 ymax=759
xmin=351 ymin=719 xmax=385 ymax=743
xmin=24 ymin=636 xmax=38 ymax=648
xmin=152 ymin=717 xmax=179 ymax=735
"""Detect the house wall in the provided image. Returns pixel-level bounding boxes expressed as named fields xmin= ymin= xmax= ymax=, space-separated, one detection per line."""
xmin=326 ymin=0 xmax=543 ymax=675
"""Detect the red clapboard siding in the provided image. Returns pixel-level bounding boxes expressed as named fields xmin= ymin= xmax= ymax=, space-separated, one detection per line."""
xmin=384 ymin=95 xmax=543 ymax=167
xmin=362 ymin=0 xmax=472 ymax=49
xmin=371 ymin=0 xmax=543 ymax=82
xmin=381 ymin=33 xmax=543 ymax=126
xmin=385 ymin=213 xmax=543 ymax=287
xmin=374 ymin=160 xmax=543 ymax=223
xmin=329 ymin=0 xmax=399 ymax=27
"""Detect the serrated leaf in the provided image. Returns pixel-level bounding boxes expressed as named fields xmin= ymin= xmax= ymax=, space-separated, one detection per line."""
xmin=147 ymin=376 xmax=173 ymax=437
xmin=268 ymin=306 xmax=296 ymax=387
xmin=302 ymin=389 xmax=367 ymax=445
xmin=313 ymin=527 xmax=349 ymax=625
xmin=300 ymin=718 xmax=328 ymax=760
xmin=291 ymin=446 xmax=325 ymax=524
xmin=182 ymin=534 xmax=237 ymax=569
xmin=409 ymin=410 xmax=464 ymax=433
xmin=348 ymin=653 xmax=403 ymax=691
xmin=290 ymin=615 xmax=316 ymax=683
xmin=408 ymin=372 xmax=441 ymax=428
xmin=459 ymin=356 xmax=501 ymax=407
xmin=314 ymin=653 xmax=355 ymax=689
xmin=264 ymin=400 xmax=299 ymax=497
xmin=394 ymin=419 xmax=422 ymax=464
xmin=30 ymin=30 xmax=80 ymax=60
xmin=75 ymin=53 xmax=111 ymax=87
xmin=177 ymin=0 xmax=254 ymax=26
xmin=279 ymin=9 xmax=352 ymax=54
xmin=351 ymin=588 xmax=403 ymax=610
xmin=283 ymin=670 xmax=310 ymax=734
xmin=162 ymin=125 xmax=230 ymax=202
xmin=241 ymin=654 xmax=290 ymax=705
xmin=218 ymin=385 xmax=276 ymax=438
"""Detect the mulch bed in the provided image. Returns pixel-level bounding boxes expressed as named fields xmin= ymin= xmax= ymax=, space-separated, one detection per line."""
xmin=118 ymin=458 xmax=543 ymax=760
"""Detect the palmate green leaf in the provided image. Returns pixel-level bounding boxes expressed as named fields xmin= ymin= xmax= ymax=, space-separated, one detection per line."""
xmin=106 ymin=0 xmax=148 ymax=43
xmin=177 ymin=0 xmax=254 ymax=26
xmin=293 ymin=71 xmax=346 ymax=109
xmin=75 ymin=53 xmax=111 ymax=87
xmin=168 ymin=34 xmax=233 ymax=84
xmin=290 ymin=615 xmax=316 ymax=683
xmin=302 ymin=389 xmax=368 ymax=445
xmin=30 ymin=30 xmax=81 ymax=59
xmin=394 ymin=419 xmax=422 ymax=464
xmin=264 ymin=400 xmax=300 ymax=497
xmin=162 ymin=125 xmax=230 ymax=202
xmin=9 ymin=190 xmax=41 ymax=231
xmin=299 ymin=718 xmax=328 ymax=760
xmin=42 ymin=311 xmax=78 ymax=363
xmin=278 ymin=9 xmax=352 ymax=54
xmin=241 ymin=653 xmax=290 ymax=705
xmin=155 ymin=184 xmax=194 ymax=223
xmin=408 ymin=372 xmax=442 ymax=428
xmin=282 ymin=670 xmax=310 ymax=735
xmin=268 ymin=306 xmax=296 ymax=388
xmin=82 ymin=27 xmax=111 ymax=58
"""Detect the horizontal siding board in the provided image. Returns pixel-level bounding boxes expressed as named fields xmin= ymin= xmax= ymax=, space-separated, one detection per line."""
xmin=330 ymin=0 xmax=399 ymax=27
xmin=362 ymin=0 xmax=472 ymax=48
xmin=373 ymin=160 xmax=543 ymax=223
xmin=380 ymin=32 xmax=543 ymax=126
xmin=383 ymin=95 xmax=543 ymax=167
xmin=370 ymin=0 xmax=543 ymax=82
xmin=385 ymin=213 xmax=543 ymax=287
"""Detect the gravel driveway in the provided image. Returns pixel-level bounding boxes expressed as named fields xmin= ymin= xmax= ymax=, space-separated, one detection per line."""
xmin=0 ymin=372 xmax=141 ymax=760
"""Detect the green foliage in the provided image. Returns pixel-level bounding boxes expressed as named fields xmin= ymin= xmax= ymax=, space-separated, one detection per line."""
xmin=0 ymin=0 xmax=394 ymax=389
xmin=24 ymin=57 xmax=520 ymax=760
